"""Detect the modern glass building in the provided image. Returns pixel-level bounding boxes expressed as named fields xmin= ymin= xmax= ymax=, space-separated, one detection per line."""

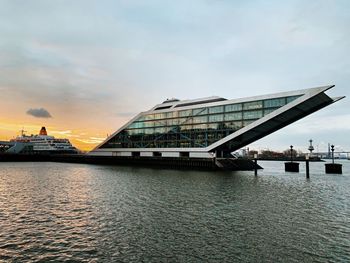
xmin=90 ymin=85 xmax=343 ymax=158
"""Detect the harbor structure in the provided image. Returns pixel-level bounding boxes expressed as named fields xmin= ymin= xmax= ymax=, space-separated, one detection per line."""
xmin=90 ymin=85 xmax=344 ymax=162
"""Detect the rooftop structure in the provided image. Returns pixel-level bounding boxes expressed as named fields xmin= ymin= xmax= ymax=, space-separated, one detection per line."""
xmin=90 ymin=85 xmax=344 ymax=159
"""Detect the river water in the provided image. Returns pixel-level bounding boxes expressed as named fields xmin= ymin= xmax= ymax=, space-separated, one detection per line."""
xmin=0 ymin=160 xmax=349 ymax=262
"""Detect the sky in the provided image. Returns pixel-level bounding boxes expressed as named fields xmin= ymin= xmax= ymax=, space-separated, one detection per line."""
xmin=0 ymin=0 xmax=349 ymax=152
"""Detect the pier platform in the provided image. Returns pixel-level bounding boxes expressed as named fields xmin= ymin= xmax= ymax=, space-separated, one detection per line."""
xmin=0 ymin=153 xmax=262 ymax=171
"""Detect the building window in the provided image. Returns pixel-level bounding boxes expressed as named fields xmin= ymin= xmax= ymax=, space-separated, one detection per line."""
xmin=286 ymin=95 xmax=301 ymax=103
xmin=192 ymin=116 xmax=208 ymax=124
xmin=145 ymin=114 xmax=155 ymax=121
xmin=144 ymin=128 xmax=154 ymax=134
xmin=209 ymin=106 xmax=224 ymax=114
xmin=180 ymin=125 xmax=193 ymax=131
xmin=165 ymin=112 xmax=173 ymax=118
xmin=193 ymin=124 xmax=208 ymax=131
xmin=154 ymin=113 xmax=166 ymax=120
xmin=179 ymin=109 xmax=192 ymax=117
xmin=264 ymin=108 xmax=276 ymax=115
xmin=225 ymin=104 xmax=242 ymax=112
xmin=209 ymin=114 xmax=224 ymax=122
xmin=224 ymin=112 xmax=242 ymax=121
xmin=264 ymin=98 xmax=286 ymax=108
xmin=193 ymin=108 xmax=208 ymax=115
xmin=155 ymin=127 xmax=166 ymax=134
xmin=243 ymin=110 xmax=263 ymax=120
xmin=225 ymin=121 xmax=243 ymax=130
xmin=154 ymin=120 xmax=166 ymax=127
xmin=243 ymin=101 xmax=263 ymax=110
xmin=207 ymin=123 xmax=219 ymax=130
xmin=144 ymin=121 xmax=154 ymax=128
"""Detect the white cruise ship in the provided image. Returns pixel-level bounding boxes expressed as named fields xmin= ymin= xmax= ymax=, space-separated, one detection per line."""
xmin=10 ymin=127 xmax=77 ymax=153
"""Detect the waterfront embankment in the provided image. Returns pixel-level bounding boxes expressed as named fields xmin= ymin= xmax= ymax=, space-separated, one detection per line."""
xmin=0 ymin=154 xmax=262 ymax=171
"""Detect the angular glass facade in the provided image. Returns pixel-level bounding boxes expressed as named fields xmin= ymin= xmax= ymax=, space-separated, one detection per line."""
xmin=100 ymin=95 xmax=301 ymax=149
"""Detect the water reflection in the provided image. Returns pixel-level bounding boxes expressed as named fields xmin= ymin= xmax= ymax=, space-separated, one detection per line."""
xmin=0 ymin=161 xmax=349 ymax=262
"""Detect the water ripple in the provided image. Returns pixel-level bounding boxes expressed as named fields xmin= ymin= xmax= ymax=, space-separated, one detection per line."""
xmin=0 ymin=161 xmax=350 ymax=262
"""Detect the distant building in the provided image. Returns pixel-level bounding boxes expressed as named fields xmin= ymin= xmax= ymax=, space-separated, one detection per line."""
xmin=90 ymin=85 xmax=343 ymax=159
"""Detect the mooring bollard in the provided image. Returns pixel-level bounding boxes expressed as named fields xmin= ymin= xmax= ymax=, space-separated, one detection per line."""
xmin=254 ymin=153 xmax=258 ymax=176
xmin=305 ymin=154 xmax=310 ymax=179
xmin=325 ymin=144 xmax=342 ymax=174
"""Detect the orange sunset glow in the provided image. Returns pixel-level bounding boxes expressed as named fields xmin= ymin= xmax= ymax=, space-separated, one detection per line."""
xmin=0 ymin=120 xmax=106 ymax=151
xmin=0 ymin=114 xmax=129 ymax=151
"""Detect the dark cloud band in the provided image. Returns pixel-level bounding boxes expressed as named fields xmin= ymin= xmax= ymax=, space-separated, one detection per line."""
xmin=26 ymin=108 xmax=52 ymax=118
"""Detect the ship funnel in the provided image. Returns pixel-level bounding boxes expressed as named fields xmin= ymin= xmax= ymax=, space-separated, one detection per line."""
xmin=39 ymin=127 xmax=47 ymax=136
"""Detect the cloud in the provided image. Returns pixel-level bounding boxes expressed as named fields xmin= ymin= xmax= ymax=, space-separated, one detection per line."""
xmin=26 ymin=108 xmax=52 ymax=118
xmin=51 ymin=130 xmax=72 ymax=134
xmin=76 ymin=137 xmax=105 ymax=144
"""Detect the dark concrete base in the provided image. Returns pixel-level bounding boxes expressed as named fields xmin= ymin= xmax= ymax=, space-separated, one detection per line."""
xmin=0 ymin=154 xmax=263 ymax=171
xmin=285 ymin=162 xmax=300 ymax=172
xmin=325 ymin=163 xmax=342 ymax=174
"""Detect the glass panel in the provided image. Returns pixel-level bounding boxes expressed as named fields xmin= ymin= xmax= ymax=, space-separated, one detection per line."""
xmin=181 ymin=117 xmax=192 ymax=125
xmin=167 ymin=119 xmax=176 ymax=126
xmin=180 ymin=125 xmax=193 ymax=131
xmin=127 ymin=122 xmax=137 ymax=129
xmin=224 ymin=112 xmax=242 ymax=121
xmin=209 ymin=114 xmax=224 ymax=122
xmin=126 ymin=130 xmax=134 ymax=135
xmin=103 ymin=99 xmax=287 ymax=149
xmin=179 ymin=110 xmax=192 ymax=117
xmin=137 ymin=122 xmax=145 ymax=129
xmin=154 ymin=120 xmax=166 ymax=127
xmin=180 ymin=142 xmax=191 ymax=147
xmin=264 ymin=98 xmax=286 ymax=108
xmin=136 ymin=115 xmax=146 ymax=122
xmin=193 ymin=124 xmax=208 ymax=130
xmin=144 ymin=121 xmax=154 ymax=128
xmin=243 ymin=110 xmax=263 ymax=120
xmin=264 ymin=108 xmax=276 ymax=115
xmin=207 ymin=123 xmax=219 ymax=130
xmin=145 ymin=114 xmax=155 ymax=121
xmin=154 ymin=113 xmax=166 ymax=120
xmin=243 ymin=101 xmax=263 ymax=110
xmin=128 ymin=129 xmax=144 ymax=135
xmin=193 ymin=108 xmax=208 ymax=115
xmin=209 ymin=106 xmax=224 ymax=114
xmin=192 ymin=116 xmax=208 ymax=124
xmin=225 ymin=121 xmax=243 ymax=130
xmin=155 ymin=127 xmax=166 ymax=133
xmin=144 ymin=128 xmax=154 ymax=134
xmin=225 ymin=104 xmax=242 ymax=112
xmin=286 ymin=95 xmax=301 ymax=103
